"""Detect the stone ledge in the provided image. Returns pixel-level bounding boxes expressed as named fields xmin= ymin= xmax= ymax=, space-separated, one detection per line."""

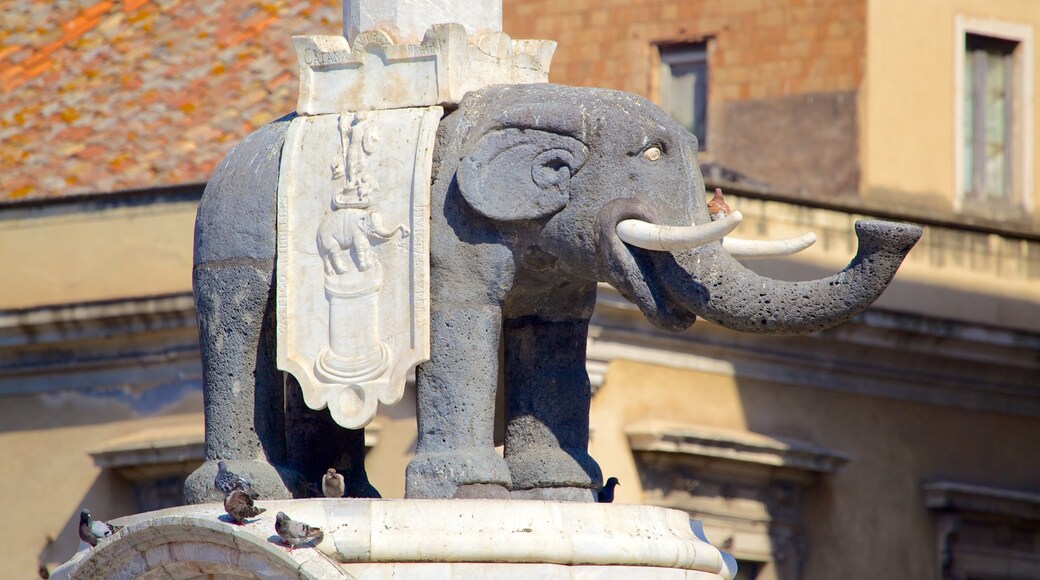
xmin=627 ymin=420 xmax=851 ymax=480
xmin=923 ymin=481 xmax=1040 ymax=522
xmin=53 ymin=499 xmax=737 ymax=579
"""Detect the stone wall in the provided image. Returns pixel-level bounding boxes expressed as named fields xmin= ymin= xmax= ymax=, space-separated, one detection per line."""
xmin=503 ymin=0 xmax=867 ymax=197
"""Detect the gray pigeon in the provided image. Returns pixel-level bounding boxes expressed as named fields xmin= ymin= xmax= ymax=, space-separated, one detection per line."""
xmin=322 ymin=468 xmax=345 ymax=498
xmin=223 ymin=489 xmax=266 ymax=525
xmin=275 ymin=511 xmax=323 ymax=551
xmin=597 ymin=477 xmax=620 ymax=503
xmin=78 ymin=509 xmax=122 ymax=547
xmin=215 ymin=460 xmax=259 ymax=499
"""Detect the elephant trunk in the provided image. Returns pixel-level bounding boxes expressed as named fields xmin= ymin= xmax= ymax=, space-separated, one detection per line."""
xmin=658 ymin=220 xmax=922 ymax=335
xmin=597 ymin=197 xmax=922 ymax=335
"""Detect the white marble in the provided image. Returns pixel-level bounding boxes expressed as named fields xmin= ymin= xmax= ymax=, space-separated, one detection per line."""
xmin=344 ymin=0 xmax=502 ymax=44
xmin=293 ymin=24 xmax=555 ymax=114
xmin=276 ymin=108 xmax=440 ymax=429
xmin=52 ymin=499 xmax=738 ymax=579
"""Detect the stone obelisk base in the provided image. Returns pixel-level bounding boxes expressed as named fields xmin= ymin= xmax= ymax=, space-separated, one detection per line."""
xmin=51 ymin=499 xmax=737 ymax=579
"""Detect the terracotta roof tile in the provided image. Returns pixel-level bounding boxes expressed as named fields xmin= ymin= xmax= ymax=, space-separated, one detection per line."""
xmin=0 ymin=0 xmax=340 ymax=202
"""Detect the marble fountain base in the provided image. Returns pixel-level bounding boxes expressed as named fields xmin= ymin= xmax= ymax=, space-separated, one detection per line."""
xmin=52 ymin=499 xmax=737 ymax=579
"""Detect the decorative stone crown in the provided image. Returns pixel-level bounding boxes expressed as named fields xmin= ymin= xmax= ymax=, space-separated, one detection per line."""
xmin=293 ymin=23 xmax=556 ymax=114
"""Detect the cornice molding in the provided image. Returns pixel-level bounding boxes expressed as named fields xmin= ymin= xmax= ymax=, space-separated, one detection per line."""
xmin=588 ymin=285 xmax=1040 ymax=418
xmin=0 ymin=293 xmax=200 ymax=397
xmin=627 ymin=420 xmax=851 ymax=478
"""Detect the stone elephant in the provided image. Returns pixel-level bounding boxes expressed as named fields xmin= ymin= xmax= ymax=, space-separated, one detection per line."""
xmin=406 ymin=84 xmax=920 ymax=501
xmin=184 ymin=83 xmax=921 ymax=504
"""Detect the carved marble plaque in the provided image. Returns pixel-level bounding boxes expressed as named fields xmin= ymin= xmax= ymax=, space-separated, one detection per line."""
xmin=277 ymin=107 xmax=441 ymax=428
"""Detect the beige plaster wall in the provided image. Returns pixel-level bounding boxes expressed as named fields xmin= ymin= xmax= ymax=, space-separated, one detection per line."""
xmin=592 ymin=359 xmax=1040 ymax=579
xmin=0 ymin=396 xmax=202 ymax=578
xmin=0 ymin=199 xmax=196 ymax=310
xmin=862 ymin=0 xmax=1040 ymax=220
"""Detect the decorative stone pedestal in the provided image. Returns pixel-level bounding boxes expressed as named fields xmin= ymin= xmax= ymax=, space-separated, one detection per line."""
xmin=52 ymin=499 xmax=737 ymax=579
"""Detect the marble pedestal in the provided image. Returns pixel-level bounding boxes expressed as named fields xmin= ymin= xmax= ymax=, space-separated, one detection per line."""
xmin=52 ymin=499 xmax=737 ymax=579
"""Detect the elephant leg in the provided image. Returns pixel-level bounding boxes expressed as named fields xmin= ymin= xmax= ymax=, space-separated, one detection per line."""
xmin=183 ymin=259 xmax=294 ymax=503
xmin=183 ymin=117 xmax=297 ymax=504
xmin=405 ymin=303 xmax=512 ymax=499
xmin=502 ymin=285 xmax=602 ymax=502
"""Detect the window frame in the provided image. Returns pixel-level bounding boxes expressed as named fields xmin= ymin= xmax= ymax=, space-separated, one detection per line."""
xmin=953 ymin=16 xmax=1034 ymax=216
xmin=657 ymin=41 xmax=710 ymax=152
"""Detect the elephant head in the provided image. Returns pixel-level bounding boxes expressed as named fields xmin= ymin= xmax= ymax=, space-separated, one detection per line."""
xmin=406 ymin=83 xmax=921 ymax=501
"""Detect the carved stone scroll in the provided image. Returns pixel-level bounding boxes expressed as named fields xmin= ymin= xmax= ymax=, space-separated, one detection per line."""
xmin=277 ymin=107 xmax=441 ymax=428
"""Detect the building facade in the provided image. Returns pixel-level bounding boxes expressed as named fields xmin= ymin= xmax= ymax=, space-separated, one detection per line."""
xmin=505 ymin=1 xmax=1040 ymax=578
xmin=1 ymin=1 xmax=1039 ymax=578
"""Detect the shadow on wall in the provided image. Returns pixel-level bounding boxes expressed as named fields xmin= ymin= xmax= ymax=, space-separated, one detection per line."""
xmin=733 ymin=371 xmax=1040 ymax=579
xmin=744 ymin=257 xmax=1040 ymax=332
xmin=37 ymin=469 xmax=135 ymax=578
xmin=0 ymin=382 xmax=203 ymax=435
xmin=725 ymin=265 xmax=1040 ymax=578
xmin=598 ymin=250 xmax=1040 ymax=579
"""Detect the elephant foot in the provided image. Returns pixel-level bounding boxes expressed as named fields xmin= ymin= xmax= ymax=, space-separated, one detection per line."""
xmin=505 ymin=447 xmax=603 ymax=492
xmin=511 ymin=486 xmax=596 ymax=502
xmin=184 ymin=459 xmax=296 ymax=504
xmin=454 ymin=483 xmax=512 ymax=499
xmin=405 ymin=448 xmax=512 ymax=499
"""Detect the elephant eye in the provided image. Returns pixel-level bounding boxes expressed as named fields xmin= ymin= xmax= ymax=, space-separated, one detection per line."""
xmin=642 ymin=146 xmax=662 ymax=161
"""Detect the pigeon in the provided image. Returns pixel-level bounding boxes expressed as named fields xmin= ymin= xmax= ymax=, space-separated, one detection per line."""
xmin=597 ymin=477 xmax=620 ymax=503
xmin=707 ymin=187 xmax=731 ymax=221
xmin=78 ymin=509 xmax=122 ymax=547
xmin=215 ymin=460 xmax=259 ymax=499
xmin=275 ymin=511 xmax=323 ymax=552
xmin=223 ymin=489 xmax=266 ymax=525
xmin=322 ymin=468 xmax=345 ymax=498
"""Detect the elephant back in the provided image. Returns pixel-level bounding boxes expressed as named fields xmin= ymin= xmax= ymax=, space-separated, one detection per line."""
xmin=195 ymin=113 xmax=295 ymax=266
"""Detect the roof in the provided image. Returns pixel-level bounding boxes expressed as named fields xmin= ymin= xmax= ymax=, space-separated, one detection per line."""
xmin=0 ymin=0 xmax=340 ymax=203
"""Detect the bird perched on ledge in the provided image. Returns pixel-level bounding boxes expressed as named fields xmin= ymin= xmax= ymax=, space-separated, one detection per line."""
xmin=224 ymin=489 xmax=265 ymax=525
xmin=78 ymin=509 xmax=122 ymax=547
xmin=275 ymin=511 xmax=323 ymax=552
xmin=707 ymin=187 xmax=731 ymax=222
xmin=597 ymin=477 xmax=620 ymax=503
xmin=215 ymin=460 xmax=259 ymax=499
xmin=322 ymin=467 xmax=346 ymax=498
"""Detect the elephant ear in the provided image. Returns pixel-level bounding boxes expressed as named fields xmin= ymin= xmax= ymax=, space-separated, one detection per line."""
xmin=457 ymin=128 xmax=588 ymax=222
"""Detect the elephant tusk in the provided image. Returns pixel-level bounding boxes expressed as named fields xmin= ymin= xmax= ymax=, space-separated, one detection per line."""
xmin=722 ymin=232 xmax=817 ymax=259
xmin=616 ymin=211 xmax=743 ymax=252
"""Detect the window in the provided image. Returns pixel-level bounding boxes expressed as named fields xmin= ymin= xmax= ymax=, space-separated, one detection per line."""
xmin=954 ymin=17 xmax=1033 ymax=216
xmin=963 ymin=34 xmax=1016 ymax=202
xmin=924 ymin=481 xmax=1040 ymax=580
xmin=659 ymin=43 xmax=708 ymax=150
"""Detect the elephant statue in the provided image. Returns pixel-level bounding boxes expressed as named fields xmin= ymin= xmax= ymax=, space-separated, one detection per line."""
xmin=183 ymin=83 xmax=921 ymax=504
xmin=405 ymin=83 xmax=920 ymax=500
